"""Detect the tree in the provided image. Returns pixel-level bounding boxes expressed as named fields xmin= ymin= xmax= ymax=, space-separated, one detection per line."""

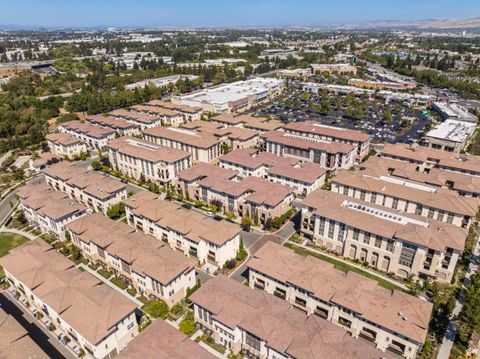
xmin=106 ymin=203 xmax=125 ymax=220
xmin=147 ymin=300 xmax=169 ymax=319
xmin=91 ymin=160 xmax=102 ymax=171
xmin=241 ymin=216 xmax=252 ymax=232
xmin=178 ymin=311 xmax=196 ymax=336
xmin=236 ymin=239 xmax=248 ymax=262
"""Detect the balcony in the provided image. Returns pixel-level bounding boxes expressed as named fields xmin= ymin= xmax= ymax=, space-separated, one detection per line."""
xmin=387 ymin=341 xmax=405 ymax=356
xmin=254 ymin=281 xmax=265 ymax=290
xmin=313 ymin=307 xmax=328 ymax=319
xmin=273 ymin=289 xmax=286 ymax=299
xmin=359 ymin=329 xmax=377 ymax=342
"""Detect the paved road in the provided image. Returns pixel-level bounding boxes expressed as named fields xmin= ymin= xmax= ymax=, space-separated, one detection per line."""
xmin=0 ymin=291 xmax=74 ymax=359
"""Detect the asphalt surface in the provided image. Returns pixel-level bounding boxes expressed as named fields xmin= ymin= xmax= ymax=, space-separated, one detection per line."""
xmin=0 ymin=292 xmax=73 ymax=358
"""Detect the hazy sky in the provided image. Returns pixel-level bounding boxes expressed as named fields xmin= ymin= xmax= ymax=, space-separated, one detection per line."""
xmin=0 ymin=0 xmax=479 ymax=28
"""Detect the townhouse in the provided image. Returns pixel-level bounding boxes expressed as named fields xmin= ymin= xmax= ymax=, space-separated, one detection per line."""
xmin=361 ymin=156 xmax=480 ymax=198
xmin=330 ymin=170 xmax=479 ymax=228
xmin=211 ymin=113 xmax=284 ymax=132
xmin=379 ymin=143 xmax=480 ymax=177
xmin=124 ymin=191 xmax=241 ymax=267
xmin=85 ymin=115 xmax=140 ymax=136
xmin=300 ymin=190 xmax=467 ymax=282
xmin=130 ymin=105 xmax=184 ymax=127
xmin=109 ymin=109 xmax=162 ymax=129
xmin=261 ymin=130 xmax=356 ymax=170
xmin=118 ymin=319 xmax=215 ymax=359
xmin=1 ymin=239 xmax=138 ymax=359
xmin=219 ymin=148 xmax=326 ymax=195
xmin=29 ymin=151 xmax=61 ymax=172
xmin=190 ymin=275 xmax=388 ymax=359
xmin=43 ymin=161 xmax=127 ymax=214
xmin=143 ymin=126 xmax=222 ymax=162
xmin=59 ymin=120 xmax=116 ymax=150
xmin=177 ymin=163 xmax=295 ymax=224
xmin=182 ymin=121 xmax=260 ymax=150
xmin=248 ymin=241 xmax=432 ymax=359
xmin=281 ymin=120 xmax=372 ymax=160
xmin=145 ymin=99 xmax=202 ymax=122
xmin=107 ymin=136 xmax=191 ymax=185
xmin=45 ymin=132 xmax=87 ymax=158
xmin=17 ymin=182 xmax=88 ymax=240
xmin=66 ymin=213 xmax=197 ymax=306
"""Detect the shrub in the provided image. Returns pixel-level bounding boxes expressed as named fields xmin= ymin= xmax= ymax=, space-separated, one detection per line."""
xmin=107 ymin=203 xmax=125 ymax=220
xmin=179 ymin=311 xmax=197 ymax=336
xmin=236 ymin=240 xmax=247 ymax=262
xmin=144 ymin=300 xmax=169 ymax=319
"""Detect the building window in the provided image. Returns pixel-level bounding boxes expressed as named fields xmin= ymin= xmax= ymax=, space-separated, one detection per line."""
xmin=386 ymin=240 xmax=394 ymax=253
xmin=399 ymin=243 xmax=416 ymax=268
xmin=392 ymin=198 xmax=399 ymax=210
xmin=245 ymin=332 xmax=261 ymax=351
xmin=352 ymin=228 xmax=360 ymax=241
xmin=363 ymin=232 xmax=371 ymax=245
xmin=374 ymin=236 xmax=382 ymax=248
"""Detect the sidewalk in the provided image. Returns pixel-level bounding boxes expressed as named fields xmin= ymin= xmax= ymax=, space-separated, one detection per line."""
xmin=0 ymin=227 xmax=40 ymax=240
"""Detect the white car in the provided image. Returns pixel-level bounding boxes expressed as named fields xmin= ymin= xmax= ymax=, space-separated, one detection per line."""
xmin=205 ymin=211 xmax=215 ymax=218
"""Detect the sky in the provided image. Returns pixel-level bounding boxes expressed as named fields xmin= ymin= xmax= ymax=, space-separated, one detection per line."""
xmin=0 ymin=0 xmax=479 ymax=28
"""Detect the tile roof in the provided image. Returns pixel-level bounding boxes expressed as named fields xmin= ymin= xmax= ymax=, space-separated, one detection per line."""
xmin=86 ymin=115 xmax=138 ymax=130
xmin=146 ymin=100 xmax=202 ymax=114
xmin=109 ymin=109 xmax=160 ymax=124
xmin=60 ymin=120 xmax=115 ymax=139
xmin=45 ymin=132 xmax=82 ymax=146
xmin=283 ymin=120 xmax=371 ymax=142
xmin=143 ymin=126 xmax=221 ymax=149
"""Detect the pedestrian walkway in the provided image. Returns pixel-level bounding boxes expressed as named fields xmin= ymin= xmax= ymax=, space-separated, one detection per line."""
xmin=0 ymin=227 xmax=40 ymax=240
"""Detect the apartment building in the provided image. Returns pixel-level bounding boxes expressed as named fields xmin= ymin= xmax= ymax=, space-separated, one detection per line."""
xmin=59 ymin=120 xmax=116 ymax=149
xmin=1 ymin=239 xmax=138 ymax=359
xmin=361 ymin=156 xmax=480 ymax=198
xmin=143 ymin=126 xmax=222 ymax=162
xmin=45 ymin=133 xmax=87 ymax=158
xmin=248 ymin=241 xmax=432 ymax=359
xmin=331 ymin=170 xmax=479 ymax=228
xmin=219 ymin=148 xmax=326 ymax=195
xmin=85 ymin=115 xmax=140 ymax=136
xmin=177 ymin=163 xmax=295 ymax=223
xmin=130 ymin=105 xmax=184 ymax=127
xmin=107 ymin=136 xmax=191 ymax=184
xmin=67 ymin=213 xmax=197 ymax=305
xmin=379 ymin=143 xmax=480 ymax=177
xmin=211 ymin=113 xmax=284 ymax=132
xmin=118 ymin=319 xmax=215 ymax=359
xmin=29 ymin=152 xmax=61 ymax=172
xmin=145 ymin=99 xmax=202 ymax=122
xmin=261 ymin=130 xmax=356 ymax=170
xmin=109 ymin=109 xmax=162 ymax=129
xmin=124 ymin=191 xmax=241 ymax=267
xmin=300 ymin=190 xmax=467 ymax=282
xmin=43 ymin=161 xmax=127 ymax=214
xmin=281 ymin=120 xmax=372 ymax=160
xmin=190 ymin=275 xmax=387 ymax=359
xmin=17 ymin=182 xmax=88 ymax=240
xmin=182 ymin=121 xmax=260 ymax=150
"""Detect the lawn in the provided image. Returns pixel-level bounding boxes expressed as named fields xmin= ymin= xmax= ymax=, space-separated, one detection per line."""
xmin=0 ymin=232 xmax=30 ymax=277
xmin=284 ymin=242 xmax=405 ymax=292
xmin=97 ymin=268 xmax=113 ymax=279
xmin=110 ymin=276 xmax=129 ymax=290
xmin=466 ymin=129 xmax=480 ymax=155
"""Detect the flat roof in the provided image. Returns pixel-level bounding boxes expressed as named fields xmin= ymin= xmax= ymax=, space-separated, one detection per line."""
xmin=425 ymin=119 xmax=476 ymax=143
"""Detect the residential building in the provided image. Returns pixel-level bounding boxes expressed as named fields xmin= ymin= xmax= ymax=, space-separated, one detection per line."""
xmin=123 ymin=191 xmax=241 ymax=268
xmin=300 ymin=190 xmax=467 ymax=282
xmin=311 ymin=63 xmax=357 ymax=74
xmin=261 ymin=130 xmax=356 ymax=170
xmin=190 ymin=275 xmax=388 ymax=359
xmin=45 ymin=133 xmax=87 ymax=158
xmin=1 ymin=239 xmax=139 ymax=359
xmin=248 ymin=241 xmax=433 ymax=359
xmin=176 ymin=163 xmax=295 ymax=224
xmin=130 ymin=105 xmax=184 ymax=127
xmin=331 ymin=170 xmax=479 ymax=228
xmin=143 ymin=126 xmax=222 ymax=162
xmin=211 ymin=113 xmax=284 ymax=132
xmin=85 ymin=115 xmax=140 ymax=136
xmin=145 ymin=99 xmax=202 ymax=122
xmin=29 ymin=152 xmax=61 ymax=172
xmin=107 ymin=136 xmax=191 ymax=184
xmin=17 ymin=182 xmax=88 ymax=240
xmin=59 ymin=120 xmax=116 ymax=150
xmin=67 ymin=213 xmax=197 ymax=305
xmin=219 ymin=148 xmax=326 ymax=195
xmin=109 ymin=109 xmax=162 ymax=129
xmin=118 ymin=319 xmax=215 ymax=359
xmin=43 ymin=161 xmax=127 ymax=214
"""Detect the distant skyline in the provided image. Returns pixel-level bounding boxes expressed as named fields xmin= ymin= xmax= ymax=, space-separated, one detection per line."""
xmin=0 ymin=0 xmax=479 ymax=28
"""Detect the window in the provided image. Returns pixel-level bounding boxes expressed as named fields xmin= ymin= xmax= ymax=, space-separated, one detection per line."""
xmin=399 ymin=243 xmax=416 ymax=268
xmin=427 ymin=209 xmax=434 ymax=219
xmin=374 ymin=236 xmax=382 ymax=248
xmin=392 ymin=198 xmax=399 ymax=210
xmin=415 ymin=204 xmax=422 ymax=215
xmin=370 ymin=193 xmax=377 ymax=204
xmin=245 ymin=332 xmax=261 ymax=351
xmin=327 ymin=222 xmax=335 ymax=239
xmin=352 ymin=228 xmax=360 ymax=241
xmin=363 ymin=232 xmax=371 ymax=245
xmin=386 ymin=240 xmax=394 ymax=253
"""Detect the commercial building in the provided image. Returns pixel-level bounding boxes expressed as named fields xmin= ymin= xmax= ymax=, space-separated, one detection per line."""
xmin=118 ymin=319 xmax=215 ymax=359
xmin=109 ymin=109 xmax=162 ymax=129
xmin=124 ymin=191 xmax=241 ymax=268
xmin=85 ymin=115 xmax=140 ymax=136
xmin=261 ymin=130 xmax=356 ymax=171
xmin=145 ymin=99 xmax=202 ymax=122
xmin=45 ymin=133 xmax=87 ymax=158
xmin=423 ymin=119 xmax=476 ymax=152
xmin=219 ymin=148 xmax=326 ymax=195
xmin=1 ymin=239 xmax=139 ymax=359
xmin=177 ymin=163 xmax=295 ymax=224
xmin=331 ymin=170 xmax=479 ymax=228
xmin=281 ymin=120 xmax=372 ymax=160
xmin=59 ymin=120 xmax=116 ymax=150
xmin=67 ymin=213 xmax=197 ymax=305
xmin=107 ymin=136 xmax=191 ymax=184
xmin=124 ymin=74 xmax=198 ymax=90
xmin=311 ymin=63 xmax=357 ymax=74
xmin=190 ymin=275 xmax=388 ymax=359
xmin=143 ymin=126 xmax=222 ymax=162
xmin=17 ymin=182 xmax=88 ymax=240
xmin=43 ymin=161 xmax=127 ymax=214
xmin=348 ymin=78 xmax=417 ymax=90
xmin=432 ymin=102 xmax=478 ymax=123
xmin=300 ymin=190 xmax=466 ymax=282
xmin=211 ymin=113 xmax=284 ymax=132
xmin=172 ymin=77 xmax=284 ymax=113
xmin=248 ymin=242 xmax=433 ymax=359
xmin=130 ymin=105 xmax=184 ymax=127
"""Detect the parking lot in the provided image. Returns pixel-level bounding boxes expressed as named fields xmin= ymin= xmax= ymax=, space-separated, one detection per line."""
xmin=252 ymin=88 xmax=430 ymax=144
